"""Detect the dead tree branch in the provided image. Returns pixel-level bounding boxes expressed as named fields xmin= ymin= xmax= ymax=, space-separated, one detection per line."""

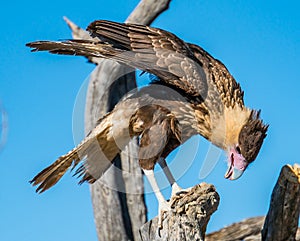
xmin=206 ymin=216 xmax=265 ymax=241
xmin=206 ymin=216 xmax=300 ymax=241
xmin=206 ymin=164 xmax=300 ymax=241
xmin=126 ymin=0 xmax=170 ymax=25
xmin=139 ymin=183 xmax=220 ymax=241
xmin=262 ymin=164 xmax=300 ymax=241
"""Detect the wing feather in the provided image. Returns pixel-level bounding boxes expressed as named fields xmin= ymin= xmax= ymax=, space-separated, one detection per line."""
xmin=88 ymin=21 xmax=208 ymax=97
xmin=27 ymin=20 xmax=208 ymax=98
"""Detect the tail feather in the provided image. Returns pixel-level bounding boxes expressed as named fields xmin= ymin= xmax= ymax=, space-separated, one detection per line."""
xmin=30 ymin=148 xmax=90 ymax=193
xmin=26 ymin=39 xmax=123 ymax=59
xmin=26 ymin=39 xmax=158 ymax=79
xmin=30 ymin=135 xmax=110 ymax=193
xmin=30 ymin=112 xmax=121 ymax=193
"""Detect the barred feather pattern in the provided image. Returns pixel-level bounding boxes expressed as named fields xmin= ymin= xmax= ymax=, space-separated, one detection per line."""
xmin=27 ymin=20 xmax=268 ymax=192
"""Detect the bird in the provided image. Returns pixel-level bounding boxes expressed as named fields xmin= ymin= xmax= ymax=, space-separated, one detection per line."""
xmin=27 ymin=20 xmax=268 ymax=227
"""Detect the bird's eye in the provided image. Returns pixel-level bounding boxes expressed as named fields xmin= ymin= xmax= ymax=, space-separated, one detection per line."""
xmin=236 ymin=146 xmax=241 ymax=154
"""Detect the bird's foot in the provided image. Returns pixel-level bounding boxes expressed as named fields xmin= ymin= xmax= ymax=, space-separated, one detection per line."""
xmin=158 ymin=200 xmax=171 ymax=230
xmin=171 ymin=183 xmax=192 ymax=197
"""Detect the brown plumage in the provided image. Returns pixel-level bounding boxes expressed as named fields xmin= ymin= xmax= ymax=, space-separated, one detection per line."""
xmin=27 ymin=20 xmax=268 ymax=197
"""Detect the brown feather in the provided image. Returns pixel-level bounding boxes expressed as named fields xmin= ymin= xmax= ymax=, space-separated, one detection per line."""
xmin=238 ymin=110 xmax=268 ymax=163
xmin=27 ymin=20 xmax=268 ymax=192
xmin=29 ymin=113 xmax=118 ymax=193
xmin=30 ymin=151 xmax=81 ymax=193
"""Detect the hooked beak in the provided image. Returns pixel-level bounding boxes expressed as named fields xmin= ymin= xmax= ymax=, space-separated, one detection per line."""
xmin=224 ymin=148 xmax=248 ymax=180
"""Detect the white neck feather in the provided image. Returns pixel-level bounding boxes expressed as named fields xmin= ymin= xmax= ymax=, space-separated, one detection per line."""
xmin=209 ymin=106 xmax=251 ymax=149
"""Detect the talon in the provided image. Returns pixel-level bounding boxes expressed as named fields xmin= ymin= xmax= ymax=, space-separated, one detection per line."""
xmin=171 ymin=183 xmax=192 ymax=197
xmin=158 ymin=200 xmax=171 ymax=229
xmin=175 ymin=187 xmax=192 ymax=196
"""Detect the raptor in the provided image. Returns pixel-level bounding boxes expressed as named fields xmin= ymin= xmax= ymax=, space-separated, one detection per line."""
xmin=27 ymin=20 xmax=268 ymax=226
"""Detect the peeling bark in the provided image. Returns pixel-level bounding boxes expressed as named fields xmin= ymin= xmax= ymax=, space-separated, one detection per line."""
xmin=262 ymin=164 xmax=300 ymax=241
xmin=206 ymin=216 xmax=300 ymax=241
xmin=206 ymin=216 xmax=265 ymax=241
xmin=140 ymin=183 xmax=220 ymax=241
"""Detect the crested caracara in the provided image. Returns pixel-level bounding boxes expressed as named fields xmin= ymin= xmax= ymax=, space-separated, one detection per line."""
xmin=27 ymin=20 xmax=268 ymax=227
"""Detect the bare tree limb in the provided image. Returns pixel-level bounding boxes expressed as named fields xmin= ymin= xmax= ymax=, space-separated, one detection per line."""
xmin=139 ymin=183 xmax=220 ymax=241
xmin=206 ymin=216 xmax=265 ymax=241
xmin=64 ymin=1 xmax=172 ymax=240
xmin=126 ymin=0 xmax=170 ymax=25
xmin=262 ymin=164 xmax=300 ymax=241
xmin=206 ymin=216 xmax=300 ymax=241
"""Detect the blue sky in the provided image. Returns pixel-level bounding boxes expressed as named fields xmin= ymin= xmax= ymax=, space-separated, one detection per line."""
xmin=1 ymin=1 xmax=300 ymax=240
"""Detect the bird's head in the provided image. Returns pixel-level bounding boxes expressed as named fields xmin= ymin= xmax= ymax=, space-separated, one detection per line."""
xmin=224 ymin=110 xmax=268 ymax=180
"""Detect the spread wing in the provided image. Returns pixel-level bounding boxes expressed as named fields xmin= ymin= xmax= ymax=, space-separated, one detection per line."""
xmin=27 ymin=20 xmax=208 ymax=98
xmin=88 ymin=20 xmax=208 ymax=97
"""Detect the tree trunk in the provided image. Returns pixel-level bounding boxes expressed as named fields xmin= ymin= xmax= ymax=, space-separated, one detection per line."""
xmin=262 ymin=164 xmax=300 ymax=241
xmin=140 ymin=183 xmax=220 ymax=241
xmin=65 ymin=1 xmax=171 ymax=240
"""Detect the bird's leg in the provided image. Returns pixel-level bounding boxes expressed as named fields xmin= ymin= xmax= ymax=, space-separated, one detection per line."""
xmin=158 ymin=157 xmax=191 ymax=197
xmin=158 ymin=157 xmax=181 ymax=196
xmin=143 ymin=168 xmax=171 ymax=228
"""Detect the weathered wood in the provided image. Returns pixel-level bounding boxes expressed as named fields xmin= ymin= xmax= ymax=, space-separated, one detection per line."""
xmin=139 ymin=183 xmax=220 ymax=241
xmin=65 ymin=1 xmax=172 ymax=240
xmin=126 ymin=0 xmax=170 ymax=25
xmin=262 ymin=164 xmax=300 ymax=241
xmin=206 ymin=216 xmax=300 ymax=241
xmin=206 ymin=164 xmax=300 ymax=241
xmin=206 ymin=216 xmax=265 ymax=241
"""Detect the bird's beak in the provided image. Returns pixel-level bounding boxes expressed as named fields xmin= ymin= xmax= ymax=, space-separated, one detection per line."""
xmin=224 ymin=148 xmax=247 ymax=180
xmin=224 ymin=164 xmax=244 ymax=180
